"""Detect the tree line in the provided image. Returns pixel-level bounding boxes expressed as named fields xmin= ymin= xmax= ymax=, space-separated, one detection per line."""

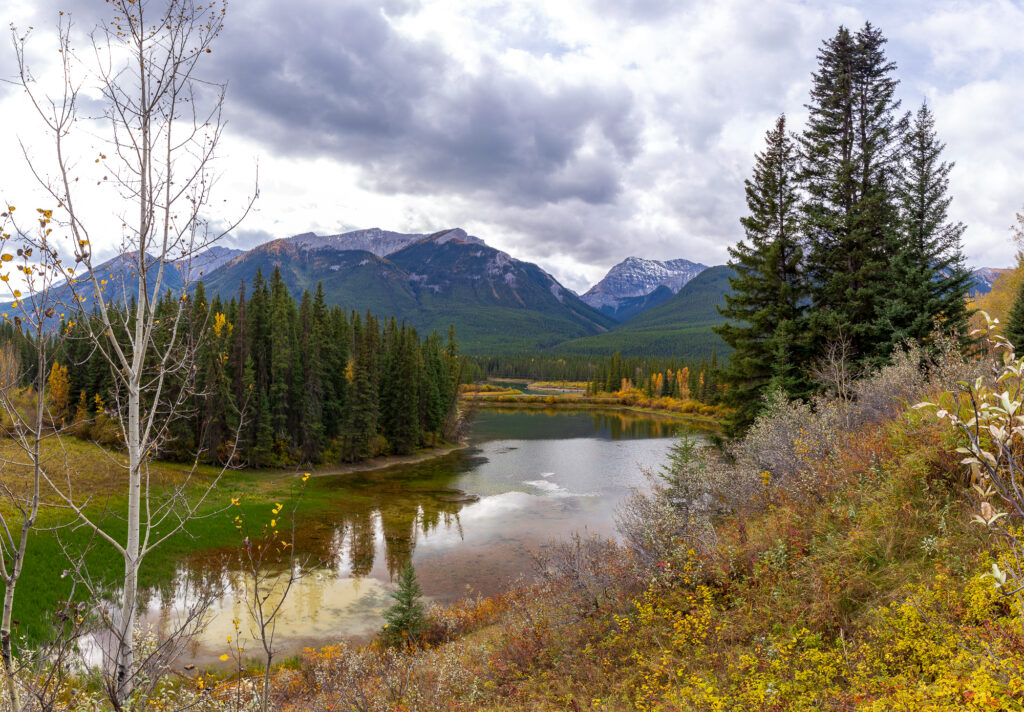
xmin=471 ymin=352 xmax=721 ymax=403
xmin=5 ymin=267 xmax=465 ymax=467
xmin=584 ymin=350 xmax=721 ymax=402
xmin=715 ymin=22 xmax=972 ymax=434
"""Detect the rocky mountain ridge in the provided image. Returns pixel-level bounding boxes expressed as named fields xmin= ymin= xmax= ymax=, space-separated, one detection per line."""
xmin=581 ymin=256 xmax=708 ymax=320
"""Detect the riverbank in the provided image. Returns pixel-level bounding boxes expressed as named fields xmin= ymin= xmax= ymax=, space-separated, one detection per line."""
xmin=258 ymin=354 xmax=1022 ymax=710
xmin=469 ymin=400 xmax=723 ymax=431
xmin=461 ymin=391 xmax=725 ymax=431
xmin=257 ymin=442 xmax=469 ymax=480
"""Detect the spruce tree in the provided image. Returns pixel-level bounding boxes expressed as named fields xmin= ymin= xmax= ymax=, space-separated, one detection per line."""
xmin=716 ymin=115 xmax=808 ymax=434
xmin=298 ymin=290 xmax=325 ymax=462
xmin=382 ymin=562 xmax=426 ymax=646
xmin=800 ymin=23 xmax=905 ymax=367
xmin=391 ymin=326 xmax=422 ymax=454
xmin=879 ymin=101 xmax=971 ymax=349
xmin=347 ymin=313 xmax=380 ymax=460
xmin=269 ymin=268 xmax=295 ymax=443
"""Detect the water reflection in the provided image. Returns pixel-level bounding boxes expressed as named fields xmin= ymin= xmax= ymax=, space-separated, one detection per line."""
xmin=468 ymin=408 xmax=689 ymax=441
xmin=149 ymin=409 xmax=704 ymax=663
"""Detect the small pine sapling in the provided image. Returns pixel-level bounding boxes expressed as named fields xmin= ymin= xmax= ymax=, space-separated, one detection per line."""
xmin=382 ymin=563 xmax=427 ymax=646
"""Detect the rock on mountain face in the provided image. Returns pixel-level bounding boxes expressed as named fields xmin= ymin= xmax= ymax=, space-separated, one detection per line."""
xmin=287 ymin=227 xmax=485 ymax=257
xmin=201 ymin=227 xmax=614 ymax=353
xmin=970 ymin=267 xmax=1011 ymax=296
xmin=21 ymin=246 xmax=241 ymax=318
xmin=582 ymin=256 xmax=708 ymax=321
xmin=176 ymin=245 xmax=246 ymax=281
xmin=553 ymin=265 xmax=734 ymax=360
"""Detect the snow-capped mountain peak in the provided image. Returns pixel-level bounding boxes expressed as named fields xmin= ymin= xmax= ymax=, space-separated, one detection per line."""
xmin=581 ymin=256 xmax=708 ymax=313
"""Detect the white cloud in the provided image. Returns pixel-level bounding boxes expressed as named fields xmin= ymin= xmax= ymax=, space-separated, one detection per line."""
xmin=2 ymin=0 xmax=1021 ymax=295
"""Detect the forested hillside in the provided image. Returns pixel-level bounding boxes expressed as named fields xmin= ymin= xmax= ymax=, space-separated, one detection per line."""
xmin=201 ymin=229 xmax=615 ymax=354
xmin=24 ymin=268 xmax=466 ymax=467
xmin=549 ymin=266 xmax=733 ymax=359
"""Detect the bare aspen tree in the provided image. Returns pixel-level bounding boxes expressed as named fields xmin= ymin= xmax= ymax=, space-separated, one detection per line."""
xmin=0 ymin=208 xmax=69 ymax=712
xmin=12 ymin=1 xmax=255 ymax=705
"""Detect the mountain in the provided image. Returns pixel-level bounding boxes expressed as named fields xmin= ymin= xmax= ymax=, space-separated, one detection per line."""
xmin=969 ymin=267 xmax=1011 ymax=296
xmin=581 ymin=257 xmax=707 ymax=321
xmin=12 ymin=247 xmax=241 ymax=320
xmin=596 ymin=284 xmax=676 ymax=323
xmin=202 ymin=228 xmax=615 ymax=353
xmin=550 ymin=265 xmax=733 ymax=359
xmin=177 ymin=245 xmax=245 ymax=281
xmin=285 ymin=227 xmax=479 ymax=257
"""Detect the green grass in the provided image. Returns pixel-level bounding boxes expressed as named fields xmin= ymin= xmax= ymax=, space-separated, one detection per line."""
xmin=1 ymin=460 xmax=338 ymax=644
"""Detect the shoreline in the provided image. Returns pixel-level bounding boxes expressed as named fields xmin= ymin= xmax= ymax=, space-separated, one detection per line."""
xmin=267 ymin=442 xmax=471 ymax=479
xmin=465 ymin=398 xmax=723 ymax=430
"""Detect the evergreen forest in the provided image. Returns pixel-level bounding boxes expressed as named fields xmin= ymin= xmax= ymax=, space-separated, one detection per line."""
xmin=715 ymin=23 xmax=972 ymax=435
xmin=3 ymin=267 xmax=465 ymax=467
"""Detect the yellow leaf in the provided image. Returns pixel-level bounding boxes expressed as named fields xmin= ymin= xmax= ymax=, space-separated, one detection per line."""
xmin=219 ymin=654 xmax=230 ymax=661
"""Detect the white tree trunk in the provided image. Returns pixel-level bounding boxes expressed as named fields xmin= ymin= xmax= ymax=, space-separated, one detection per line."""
xmin=114 ymin=389 xmax=141 ymax=701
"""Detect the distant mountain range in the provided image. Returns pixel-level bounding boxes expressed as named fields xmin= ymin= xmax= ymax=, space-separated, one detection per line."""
xmin=27 ymin=228 xmax=1010 ymax=357
xmin=552 ymin=266 xmax=734 ymax=360
xmin=581 ymin=257 xmax=707 ymax=321
xmin=969 ymin=267 xmax=1010 ymax=296
xmin=202 ymin=228 xmax=614 ymax=352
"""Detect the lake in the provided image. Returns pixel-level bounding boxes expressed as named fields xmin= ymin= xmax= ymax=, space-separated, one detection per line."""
xmin=139 ymin=408 xmax=700 ymax=665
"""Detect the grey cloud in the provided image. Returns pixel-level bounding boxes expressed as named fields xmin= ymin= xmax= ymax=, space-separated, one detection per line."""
xmin=10 ymin=0 xmax=1007 ymax=283
xmin=467 ymin=4 xmax=575 ymax=58
xmin=588 ymin=0 xmax=687 ymax=22
xmin=214 ymin=0 xmax=642 ymax=209
xmin=222 ymin=227 xmax=276 ymax=251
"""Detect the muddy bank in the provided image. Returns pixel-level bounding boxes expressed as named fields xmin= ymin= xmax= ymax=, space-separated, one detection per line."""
xmin=256 ymin=443 xmax=470 ymax=480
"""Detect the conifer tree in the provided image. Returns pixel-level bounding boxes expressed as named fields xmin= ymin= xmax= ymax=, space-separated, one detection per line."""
xmin=879 ymin=101 xmax=971 ymax=349
xmin=716 ymin=115 xmax=808 ymax=433
xmin=393 ymin=326 xmax=423 ymax=454
xmin=382 ymin=562 xmax=426 ymax=646
xmin=800 ymin=23 xmax=906 ymax=367
xmin=1005 ymin=277 xmax=1024 ymax=350
xmin=298 ymin=290 xmax=325 ymax=462
xmin=347 ymin=313 xmax=380 ymax=460
xmin=269 ymin=268 xmax=294 ymax=443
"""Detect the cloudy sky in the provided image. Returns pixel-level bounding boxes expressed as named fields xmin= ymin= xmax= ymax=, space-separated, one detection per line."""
xmin=2 ymin=0 xmax=1022 ymax=293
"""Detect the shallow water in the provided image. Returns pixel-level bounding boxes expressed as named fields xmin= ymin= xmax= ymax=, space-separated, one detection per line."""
xmin=141 ymin=408 xmax=700 ymax=664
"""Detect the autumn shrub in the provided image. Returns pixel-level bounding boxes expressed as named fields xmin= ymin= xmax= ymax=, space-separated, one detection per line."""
xmin=921 ymin=315 xmax=1024 ymax=621
xmin=296 ymin=640 xmax=481 ymax=712
xmin=422 ymin=591 xmax=512 ymax=645
xmin=532 ymin=533 xmax=627 ymax=617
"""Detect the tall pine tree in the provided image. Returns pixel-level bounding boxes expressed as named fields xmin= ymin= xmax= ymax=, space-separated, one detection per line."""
xmin=800 ymin=23 xmax=906 ymax=367
xmin=879 ymin=101 xmax=971 ymax=349
xmin=716 ymin=115 xmax=809 ymax=434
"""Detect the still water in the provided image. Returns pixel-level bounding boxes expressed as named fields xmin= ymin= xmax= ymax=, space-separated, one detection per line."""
xmin=143 ymin=409 xmax=698 ymax=664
